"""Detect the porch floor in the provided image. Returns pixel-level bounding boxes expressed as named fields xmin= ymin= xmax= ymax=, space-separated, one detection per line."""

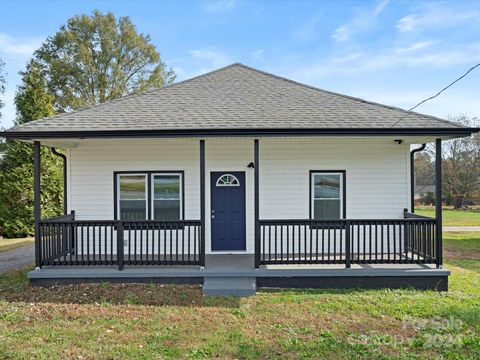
xmin=28 ymin=264 xmax=449 ymax=292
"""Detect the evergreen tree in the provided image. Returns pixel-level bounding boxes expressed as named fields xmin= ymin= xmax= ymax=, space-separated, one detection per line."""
xmin=0 ymin=62 xmax=63 ymax=237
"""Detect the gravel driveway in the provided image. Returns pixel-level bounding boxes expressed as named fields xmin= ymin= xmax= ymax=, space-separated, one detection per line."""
xmin=0 ymin=244 xmax=34 ymax=274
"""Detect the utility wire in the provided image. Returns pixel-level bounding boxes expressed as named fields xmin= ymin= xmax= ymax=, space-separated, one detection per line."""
xmin=391 ymin=61 xmax=480 ymax=127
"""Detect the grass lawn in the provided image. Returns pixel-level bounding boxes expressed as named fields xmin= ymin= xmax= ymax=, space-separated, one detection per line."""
xmin=415 ymin=206 xmax=480 ymax=227
xmin=0 ymin=237 xmax=34 ymax=253
xmin=0 ymin=233 xmax=479 ymax=359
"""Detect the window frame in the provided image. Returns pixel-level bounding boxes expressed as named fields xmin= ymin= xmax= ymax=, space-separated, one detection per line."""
xmin=114 ymin=170 xmax=185 ymax=221
xmin=309 ymin=170 xmax=346 ymax=220
xmin=150 ymin=172 xmax=183 ymax=221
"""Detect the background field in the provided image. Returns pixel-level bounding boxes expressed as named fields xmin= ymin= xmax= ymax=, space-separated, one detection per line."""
xmin=415 ymin=206 xmax=480 ymax=227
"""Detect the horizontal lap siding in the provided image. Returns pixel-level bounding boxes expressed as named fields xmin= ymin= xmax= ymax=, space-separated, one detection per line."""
xmin=260 ymin=138 xmax=408 ymax=220
xmin=69 ymin=139 xmax=200 ymax=220
xmin=68 ymin=137 xmax=409 ymax=256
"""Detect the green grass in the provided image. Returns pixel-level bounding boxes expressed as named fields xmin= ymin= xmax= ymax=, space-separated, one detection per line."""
xmin=415 ymin=206 xmax=480 ymax=227
xmin=0 ymin=237 xmax=34 ymax=253
xmin=0 ymin=233 xmax=479 ymax=359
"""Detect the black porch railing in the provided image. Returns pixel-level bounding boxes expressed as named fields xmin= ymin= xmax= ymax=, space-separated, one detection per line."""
xmin=38 ymin=213 xmax=202 ymax=269
xmin=259 ymin=214 xmax=438 ymax=267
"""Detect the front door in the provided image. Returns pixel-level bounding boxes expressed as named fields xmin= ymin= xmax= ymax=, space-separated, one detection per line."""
xmin=210 ymin=171 xmax=246 ymax=251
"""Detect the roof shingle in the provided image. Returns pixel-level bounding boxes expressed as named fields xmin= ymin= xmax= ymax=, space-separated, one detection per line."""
xmin=6 ymin=63 xmax=465 ymax=133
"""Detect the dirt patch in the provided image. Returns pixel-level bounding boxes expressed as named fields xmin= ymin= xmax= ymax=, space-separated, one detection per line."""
xmin=444 ymin=245 xmax=480 ymax=261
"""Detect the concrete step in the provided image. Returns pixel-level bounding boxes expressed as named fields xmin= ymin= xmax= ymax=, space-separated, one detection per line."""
xmin=202 ymin=277 xmax=256 ymax=297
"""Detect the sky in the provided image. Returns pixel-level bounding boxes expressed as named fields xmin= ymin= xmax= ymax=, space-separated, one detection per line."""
xmin=0 ymin=0 xmax=479 ymax=129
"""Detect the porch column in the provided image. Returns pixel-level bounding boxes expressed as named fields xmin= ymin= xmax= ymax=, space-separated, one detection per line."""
xmin=435 ymin=139 xmax=443 ymax=268
xmin=254 ymin=139 xmax=260 ymax=268
xmin=200 ymin=140 xmax=206 ymax=267
xmin=33 ymin=141 xmax=41 ymax=269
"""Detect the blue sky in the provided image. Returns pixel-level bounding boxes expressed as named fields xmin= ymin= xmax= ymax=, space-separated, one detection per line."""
xmin=1 ymin=0 xmax=479 ymax=129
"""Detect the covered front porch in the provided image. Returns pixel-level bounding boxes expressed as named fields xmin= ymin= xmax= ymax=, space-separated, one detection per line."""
xmin=29 ymin=137 xmax=447 ymax=292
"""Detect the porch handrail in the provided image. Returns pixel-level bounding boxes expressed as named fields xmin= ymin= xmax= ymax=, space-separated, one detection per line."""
xmin=37 ymin=216 xmax=203 ymax=269
xmin=259 ymin=217 xmax=439 ymax=267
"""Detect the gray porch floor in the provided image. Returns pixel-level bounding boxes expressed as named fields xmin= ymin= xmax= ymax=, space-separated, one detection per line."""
xmin=28 ymin=263 xmax=448 ymax=279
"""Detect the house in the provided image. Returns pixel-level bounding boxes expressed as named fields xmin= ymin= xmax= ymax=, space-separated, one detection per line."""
xmin=1 ymin=63 xmax=478 ymax=296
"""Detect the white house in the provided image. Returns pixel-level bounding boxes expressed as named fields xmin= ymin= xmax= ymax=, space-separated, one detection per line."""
xmin=2 ymin=63 xmax=478 ymax=295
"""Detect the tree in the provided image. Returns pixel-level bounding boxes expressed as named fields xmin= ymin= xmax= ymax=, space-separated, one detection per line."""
xmin=0 ymin=57 xmax=5 ymax=154
xmin=441 ymin=115 xmax=480 ymax=208
xmin=0 ymin=62 xmax=63 ymax=237
xmin=34 ymin=10 xmax=175 ymax=112
xmin=0 ymin=57 xmax=5 ymax=119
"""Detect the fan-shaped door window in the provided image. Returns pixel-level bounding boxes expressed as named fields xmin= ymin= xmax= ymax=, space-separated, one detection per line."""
xmin=216 ymin=174 xmax=240 ymax=187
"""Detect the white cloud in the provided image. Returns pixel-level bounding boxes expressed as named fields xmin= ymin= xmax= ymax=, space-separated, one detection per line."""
xmin=190 ymin=48 xmax=232 ymax=67
xmin=202 ymin=0 xmax=236 ymax=14
xmin=274 ymin=41 xmax=480 ymax=86
xmin=396 ymin=5 xmax=479 ymax=33
xmin=0 ymin=33 xmax=42 ymax=59
xmin=332 ymin=0 xmax=389 ymax=42
xmin=183 ymin=48 xmax=234 ymax=77
xmin=394 ymin=40 xmax=435 ymax=54
xmin=250 ymin=49 xmax=264 ymax=62
xmin=292 ymin=15 xmax=322 ymax=41
xmin=373 ymin=0 xmax=389 ymax=16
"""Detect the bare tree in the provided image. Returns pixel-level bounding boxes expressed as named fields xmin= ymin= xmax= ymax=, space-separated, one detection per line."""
xmin=429 ymin=115 xmax=480 ymax=208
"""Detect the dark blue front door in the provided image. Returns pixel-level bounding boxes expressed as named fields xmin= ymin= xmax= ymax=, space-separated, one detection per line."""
xmin=211 ymin=172 xmax=246 ymax=251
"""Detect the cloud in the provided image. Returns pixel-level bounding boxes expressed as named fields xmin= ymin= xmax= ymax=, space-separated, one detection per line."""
xmin=182 ymin=48 xmax=234 ymax=77
xmin=396 ymin=5 xmax=479 ymax=33
xmin=373 ymin=0 xmax=389 ymax=15
xmin=202 ymin=0 xmax=236 ymax=14
xmin=332 ymin=0 xmax=389 ymax=42
xmin=190 ymin=48 xmax=232 ymax=67
xmin=0 ymin=33 xmax=42 ymax=59
xmin=250 ymin=49 xmax=264 ymax=62
xmin=394 ymin=40 xmax=435 ymax=54
xmin=292 ymin=15 xmax=322 ymax=41
xmin=275 ymin=41 xmax=480 ymax=85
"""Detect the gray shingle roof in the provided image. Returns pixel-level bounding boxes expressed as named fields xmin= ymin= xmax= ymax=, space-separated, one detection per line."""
xmin=5 ymin=63 xmax=466 ymax=133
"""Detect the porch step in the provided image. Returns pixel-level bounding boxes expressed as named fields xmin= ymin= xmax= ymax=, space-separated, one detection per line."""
xmin=202 ymin=277 xmax=256 ymax=297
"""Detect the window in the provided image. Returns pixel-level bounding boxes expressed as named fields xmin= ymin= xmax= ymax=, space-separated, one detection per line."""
xmin=115 ymin=171 xmax=183 ymax=221
xmin=152 ymin=174 xmax=182 ymax=220
xmin=216 ymin=174 xmax=240 ymax=187
xmin=311 ymin=171 xmax=345 ymax=220
xmin=118 ymin=175 xmax=147 ymax=220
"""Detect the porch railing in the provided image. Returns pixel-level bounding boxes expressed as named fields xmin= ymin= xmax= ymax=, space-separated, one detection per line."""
xmin=38 ymin=213 xmax=203 ymax=269
xmin=258 ymin=215 xmax=438 ymax=267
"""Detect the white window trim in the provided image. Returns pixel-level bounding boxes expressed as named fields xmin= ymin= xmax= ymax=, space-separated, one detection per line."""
xmin=150 ymin=173 xmax=183 ymax=220
xmin=311 ymin=172 xmax=344 ymax=219
xmin=117 ymin=173 xmax=148 ymax=220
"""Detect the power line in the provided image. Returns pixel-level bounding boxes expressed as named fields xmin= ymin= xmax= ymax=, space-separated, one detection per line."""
xmin=391 ymin=61 xmax=480 ymax=127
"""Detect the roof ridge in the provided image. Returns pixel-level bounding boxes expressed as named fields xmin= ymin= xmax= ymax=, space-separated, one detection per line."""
xmin=232 ymin=63 xmax=465 ymax=129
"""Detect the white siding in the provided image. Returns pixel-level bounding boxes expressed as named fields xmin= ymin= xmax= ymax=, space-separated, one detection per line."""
xmin=260 ymin=138 xmax=409 ymax=220
xmin=68 ymin=137 xmax=409 ymax=254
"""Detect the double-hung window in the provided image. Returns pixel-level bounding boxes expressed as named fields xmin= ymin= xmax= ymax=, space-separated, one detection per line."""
xmin=152 ymin=174 xmax=182 ymax=220
xmin=311 ymin=171 xmax=345 ymax=220
xmin=118 ymin=174 xmax=148 ymax=221
xmin=116 ymin=172 xmax=183 ymax=221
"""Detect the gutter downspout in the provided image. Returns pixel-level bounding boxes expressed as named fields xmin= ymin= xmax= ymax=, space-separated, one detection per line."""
xmin=410 ymin=143 xmax=426 ymax=213
xmin=51 ymin=148 xmax=67 ymax=215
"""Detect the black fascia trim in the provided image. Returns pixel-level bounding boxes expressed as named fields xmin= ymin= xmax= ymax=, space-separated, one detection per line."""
xmin=1 ymin=127 xmax=478 ymax=139
xmin=309 ymin=170 xmax=347 ymax=220
xmin=113 ymin=170 xmax=185 ymax=221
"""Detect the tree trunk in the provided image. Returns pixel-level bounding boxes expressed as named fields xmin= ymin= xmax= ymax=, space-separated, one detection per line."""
xmin=453 ymin=196 xmax=464 ymax=209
